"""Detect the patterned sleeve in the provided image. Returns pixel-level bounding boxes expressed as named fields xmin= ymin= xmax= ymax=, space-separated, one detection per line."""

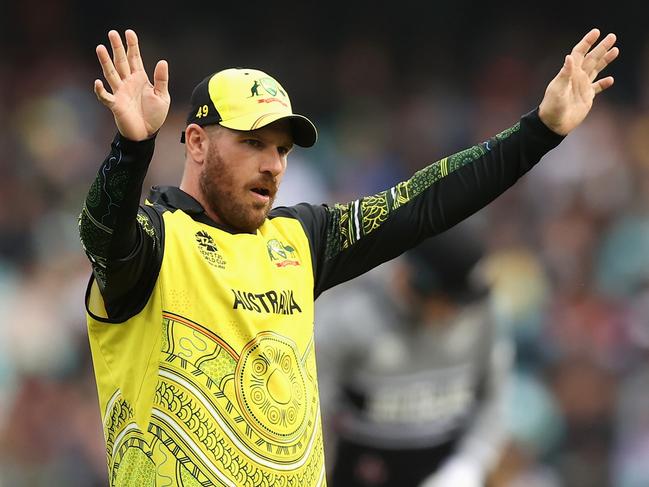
xmin=281 ymin=109 xmax=564 ymax=298
xmin=78 ymin=133 xmax=163 ymax=321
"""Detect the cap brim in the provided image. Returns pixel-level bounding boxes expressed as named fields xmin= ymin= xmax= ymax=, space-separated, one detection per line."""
xmin=219 ymin=112 xmax=317 ymax=148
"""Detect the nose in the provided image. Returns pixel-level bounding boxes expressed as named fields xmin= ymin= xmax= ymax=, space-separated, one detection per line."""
xmin=259 ymin=149 xmax=285 ymax=178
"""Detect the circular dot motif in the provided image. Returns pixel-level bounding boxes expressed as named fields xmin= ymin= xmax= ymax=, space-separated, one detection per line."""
xmin=236 ymin=333 xmax=308 ymax=443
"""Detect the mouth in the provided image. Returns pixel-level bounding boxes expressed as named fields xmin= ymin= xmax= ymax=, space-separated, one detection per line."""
xmin=250 ymin=186 xmax=272 ymax=203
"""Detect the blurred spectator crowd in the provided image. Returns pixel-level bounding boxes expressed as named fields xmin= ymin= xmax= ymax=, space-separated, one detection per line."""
xmin=1 ymin=1 xmax=649 ymax=485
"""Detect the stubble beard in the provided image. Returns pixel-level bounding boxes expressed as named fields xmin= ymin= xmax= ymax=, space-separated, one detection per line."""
xmin=199 ymin=147 xmax=275 ymax=233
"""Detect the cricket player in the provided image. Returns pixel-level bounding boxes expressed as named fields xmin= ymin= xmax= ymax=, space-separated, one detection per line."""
xmin=79 ymin=28 xmax=618 ymax=486
xmin=316 ymin=222 xmax=510 ymax=487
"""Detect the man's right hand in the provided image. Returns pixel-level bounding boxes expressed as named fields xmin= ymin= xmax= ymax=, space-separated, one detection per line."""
xmin=94 ymin=29 xmax=170 ymax=141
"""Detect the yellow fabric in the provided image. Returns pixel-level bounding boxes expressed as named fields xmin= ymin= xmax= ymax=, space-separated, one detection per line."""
xmin=88 ymin=280 xmax=109 ymax=319
xmin=87 ymin=208 xmax=326 ymax=486
xmin=208 ymin=68 xmax=294 ymax=127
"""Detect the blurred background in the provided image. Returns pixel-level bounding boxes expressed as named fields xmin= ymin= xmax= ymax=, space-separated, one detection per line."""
xmin=1 ymin=0 xmax=649 ymax=485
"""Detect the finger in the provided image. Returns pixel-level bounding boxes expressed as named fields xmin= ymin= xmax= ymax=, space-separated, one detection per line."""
xmin=590 ymin=47 xmax=619 ymax=81
xmin=593 ymin=76 xmax=614 ymax=95
xmin=96 ymin=44 xmax=122 ymax=91
xmin=125 ymin=29 xmax=145 ymax=73
xmin=153 ymin=60 xmax=169 ymax=96
xmin=94 ymin=79 xmax=115 ymax=107
xmin=554 ymin=54 xmax=574 ymax=85
xmin=571 ymin=28 xmax=601 ymax=63
xmin=108 ymin=30 xmax=130 ymax=79
xmin=583 ymin=33 xmax=617 ymax=73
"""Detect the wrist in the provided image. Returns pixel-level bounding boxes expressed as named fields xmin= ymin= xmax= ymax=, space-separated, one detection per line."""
xmin=116 ymin=130 xmax=158 ymax=145
xmin=538 ymin=102 xmax=569 ymax=136
xmin=525 ymin=107 xmax=567 ymax=142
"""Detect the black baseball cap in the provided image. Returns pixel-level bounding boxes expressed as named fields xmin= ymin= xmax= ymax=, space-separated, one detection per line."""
xmin=405 ymin=223 xmax=488 ymax=302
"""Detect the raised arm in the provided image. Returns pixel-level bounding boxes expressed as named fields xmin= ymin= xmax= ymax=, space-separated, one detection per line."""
xmin=281 ymin=29 xmax=619 ymax=297
xmin=79 ymin=30 xmax=170 ymax=321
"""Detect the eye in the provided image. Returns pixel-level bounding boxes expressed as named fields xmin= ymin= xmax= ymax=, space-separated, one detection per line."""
xmin=279 ymin=144 xmax=294 ymax=156
xmin=244 ymin=139 xmax=262 ymax=148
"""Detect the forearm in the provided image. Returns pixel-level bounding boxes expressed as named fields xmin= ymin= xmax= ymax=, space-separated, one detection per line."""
xmin=455 ymin=339 xmax=514 ymax=473
xmin=419 ymin=338 xmax=514 ymax=487
xmin=421 ymin=108 xmax=563 ymax=229
xmin=314 ymin=109 xmax=563 ymax=294
xmin=78 ymin=133 xmax=155 ymax=292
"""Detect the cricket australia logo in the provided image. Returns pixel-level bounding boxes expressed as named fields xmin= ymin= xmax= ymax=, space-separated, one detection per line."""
xmin=249 ymin=78 xmax=289 ymax=108
xmin=195 ymin=230 xmax=226 ymax=269
xmin=267 ymin=239 xmax=300 ymax=268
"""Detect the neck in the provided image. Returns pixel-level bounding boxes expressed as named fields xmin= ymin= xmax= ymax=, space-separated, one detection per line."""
xmin=179 ymin=176 xmax=222 ymax=225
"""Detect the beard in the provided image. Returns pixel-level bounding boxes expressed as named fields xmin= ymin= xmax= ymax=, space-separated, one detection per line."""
xmin=199 ymin=145 xmax=276 ymax=233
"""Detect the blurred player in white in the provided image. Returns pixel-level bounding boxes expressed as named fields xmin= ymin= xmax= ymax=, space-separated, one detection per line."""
xmin=316 ymin=221 xmax=511 ymax=487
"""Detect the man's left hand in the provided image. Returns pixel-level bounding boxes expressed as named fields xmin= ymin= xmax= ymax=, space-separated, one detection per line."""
xmin=539 ymin=28 xmax=619 ymax=136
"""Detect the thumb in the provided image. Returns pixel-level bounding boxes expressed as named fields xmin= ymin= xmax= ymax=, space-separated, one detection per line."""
xmin=153 ymin=60 xmax=169 ymax=97
xmin=94 ymin=79 xmax=115 ymax=107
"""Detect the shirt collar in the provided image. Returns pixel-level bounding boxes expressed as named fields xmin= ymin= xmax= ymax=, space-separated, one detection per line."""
xmin=147 ymin=186 xmax=205 ymax=214
xmin=147 ymin=185 xmax=262 ymax=235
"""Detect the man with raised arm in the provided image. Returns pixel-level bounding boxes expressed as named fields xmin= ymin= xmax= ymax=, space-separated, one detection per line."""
xmin=79 ymin=28 xmax=618 ymax=486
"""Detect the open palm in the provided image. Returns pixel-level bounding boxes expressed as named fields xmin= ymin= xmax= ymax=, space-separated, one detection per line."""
xmin=539 ymin=29 xmax=619 ymax=136
xmin=94 ymin=30 xmax=170 ymax=141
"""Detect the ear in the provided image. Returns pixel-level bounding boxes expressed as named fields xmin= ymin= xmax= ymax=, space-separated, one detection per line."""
xmin=185 ymin=124 xmax=209 ymax=165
